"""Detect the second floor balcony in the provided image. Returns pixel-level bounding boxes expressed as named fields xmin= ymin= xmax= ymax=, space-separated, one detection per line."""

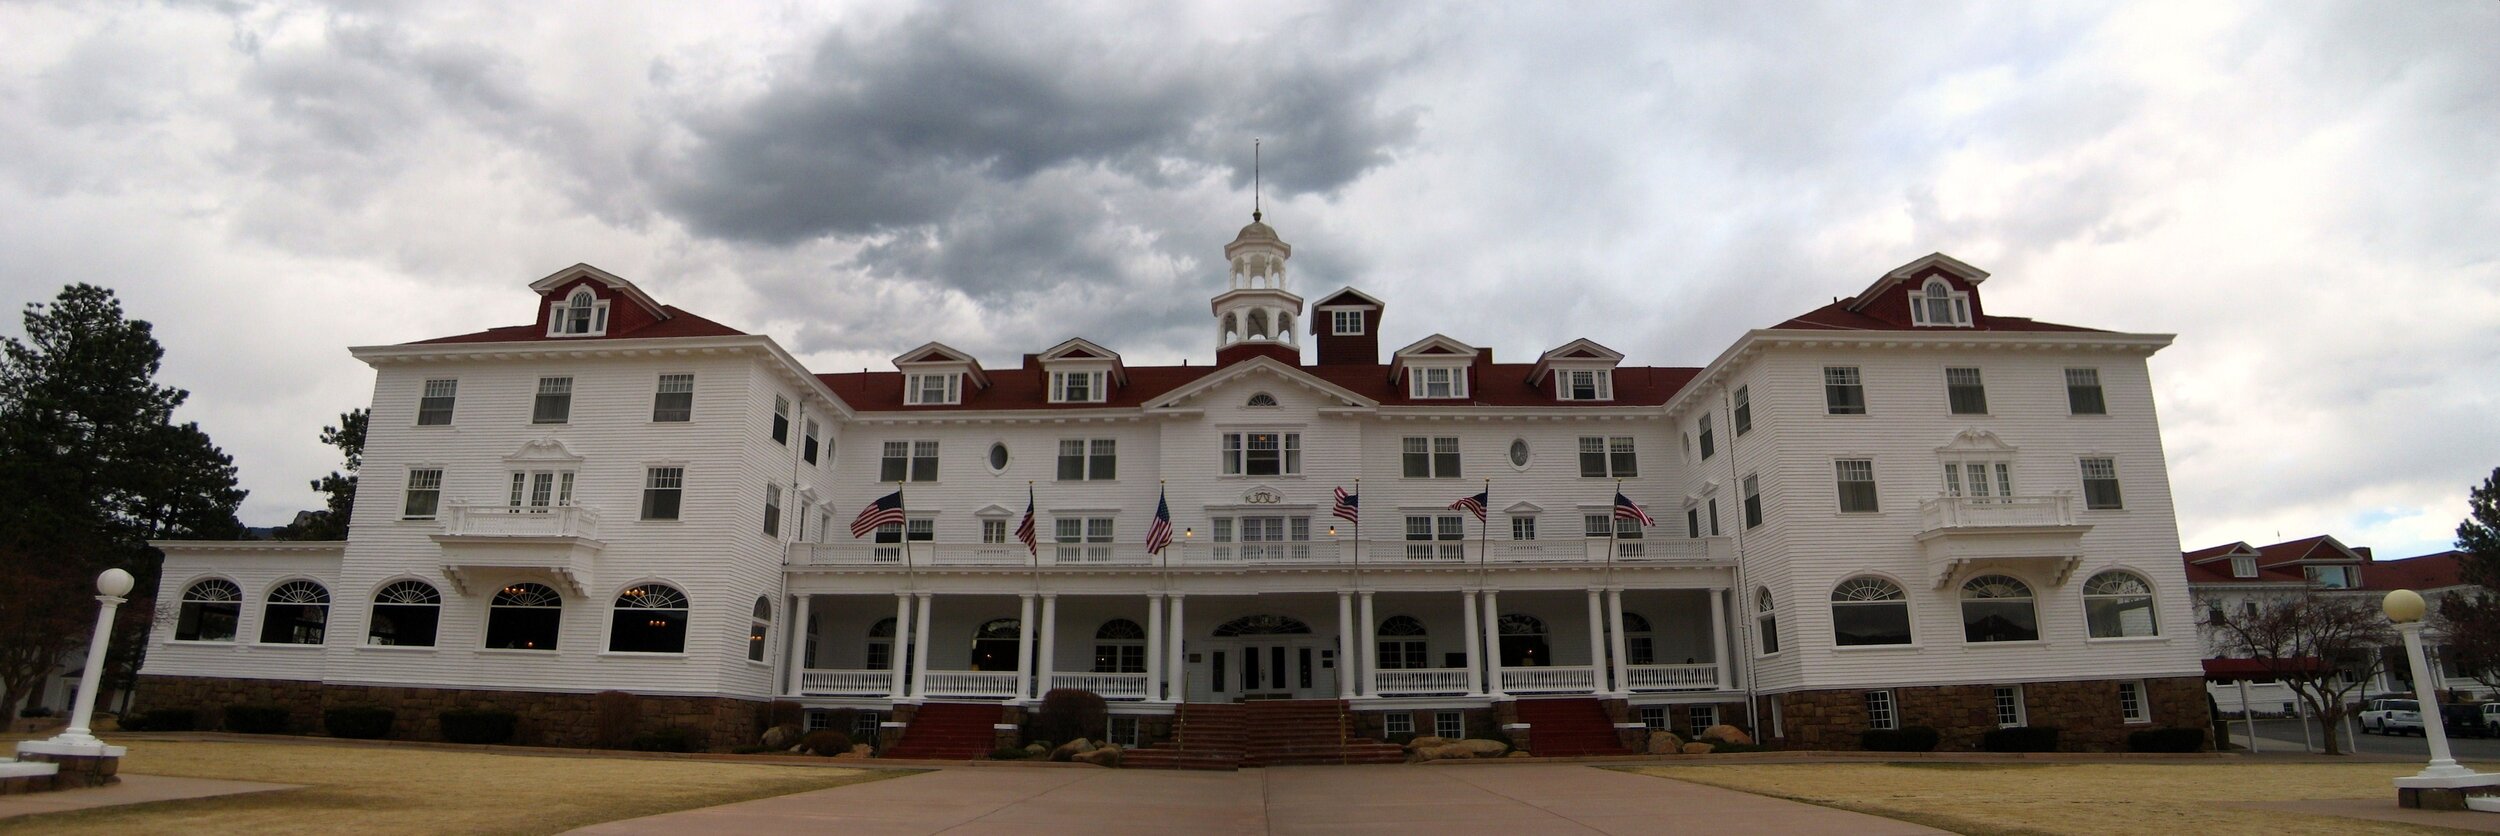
xmin=431 ymin=501 xmax=605 ymax=597
xmin=1914 ymin=494 xmax=2090 ymax=590
xmin=786 ymin=535 xmax=1735 ymax=569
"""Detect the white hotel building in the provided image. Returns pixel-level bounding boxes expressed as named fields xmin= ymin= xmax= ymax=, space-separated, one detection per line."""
xmin=143 ymin=215 xmax=2209 ymax=755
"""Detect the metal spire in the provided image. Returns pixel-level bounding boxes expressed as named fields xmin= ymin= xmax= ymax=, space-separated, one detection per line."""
xmin=1252 ymin=137 xmax=1262 ymax=222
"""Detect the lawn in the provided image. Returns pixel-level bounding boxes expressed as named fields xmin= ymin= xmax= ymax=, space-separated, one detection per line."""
xmin=1623 ymin=761 xmax=2498 ymax=836
xmin=10 ymin=739 xmax=908 ymax=835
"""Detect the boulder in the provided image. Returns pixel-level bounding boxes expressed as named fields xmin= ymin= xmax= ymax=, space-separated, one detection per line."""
xmin=1645 ymin=731 xmax=1685 ymax=755
xmin=760 ymin=724 xmax=801 ymax=749
xmin=850 ymin=743 xmax=874 ymax=757
xmin=1418 ymin=744 xmax=1475 ymax=761
xmin=1681 ymin=742 xmax=1715 ymax=755
xmin=1403 ymin=735 xmax=1456 ymax=751
xmin=1072 ymin=743 xmax=1123 ymax=767
xmin=1024 ymin=742 xmax=1048 ymax=755
xmin=1505 ymin=751 xmax=1532 ymax=758
xmin=1451 ymin=738 xmax=1509 ymax=758
xmin=832 ymin=751 xmax=865 ymax=760
xmin=1049 ymin=738 xmax=1096 ymax=762
xmin=1702 ymin=724 xmax=1752 ymax=745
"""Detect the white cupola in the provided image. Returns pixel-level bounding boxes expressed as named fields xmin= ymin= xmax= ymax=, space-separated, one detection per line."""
xmin=1211 ymin=211 xmax=1306 ymax=358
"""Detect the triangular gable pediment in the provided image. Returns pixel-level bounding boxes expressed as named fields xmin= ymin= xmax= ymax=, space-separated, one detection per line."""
xmin=1037 ymin=337 xmax=1127 ymax=385
xmin=1142 ymin=356 xmax=1377 ymax=410
xmin=1502 ymin=501 xmax=1545 ymax=515
xmin=2280 ymin=535 xmax=2364 ymax=565
xmin=1936 ymin=429 xmax=2017 ymax=454
xmin=1847 ymin=252 xmax=1989 ymax=311
xmin=1392 ymin=334 xmax=1480 ymax=358
xmin=1528 ymin=338 xmax=1624 ymax=384
xmin=2188 ymin=543 xmax=2259 ymax=564
xmin=973 ymin=504 xmax=1017 ymax=518
xmin=894 ymin=342 xmax=989 ymax=388
xmin=529 ymin=263 xmax=668 ymax=319
xmin=1314 ymin=286 xmax=1385 ymax=309
xmin=505 ymin=437 xmax=584 ymax=463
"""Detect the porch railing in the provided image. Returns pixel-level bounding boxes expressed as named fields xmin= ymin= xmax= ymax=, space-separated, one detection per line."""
xmin=441 ymin=501 xmax=601 ymax=539
xmin=1500 ymin=666 xmax=1597 ymax=694
xmin=1376 ymin=668 xmax=1471 ymax=695
xmin=790 ymin=536 xmax=1736 ymax=567
xmin=799 ymin=668 xmax=891 ymax=697
xmin=1625 ymin=663 xmax=1719 ymax=691
xmin=923 ymin=670 xmax=1021 ymax=699
xmin=1919 ymin=493 xmax=2077 ymax=531
xmin=1047 ymin=672 xmax=1150 ymax=700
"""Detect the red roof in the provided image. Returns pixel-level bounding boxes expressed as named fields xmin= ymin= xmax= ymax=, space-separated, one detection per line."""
xmin=2359 ymin=551 xmax=2467 ymax=591
xmin=2180 ymin=559 xmax=2305 ymax=585
xmin=1771 ymin=300 xmax=2105 ymax=333
xmin=410 ymin=306 xmax=747 ymax=345
xmin=819 ymin=361 xmax=1701 ymax=412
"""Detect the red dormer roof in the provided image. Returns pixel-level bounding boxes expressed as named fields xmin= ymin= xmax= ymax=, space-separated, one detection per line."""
xmin=2358 ymin=551 xmax=2469 ymax=592
xmin=410 ymin=306 xmax=746 ymax=345
xmin=2179 ymin=540 xmax=2306 ymax=585
xmin=818 ymin=360 xmax=1699 ymax=412
xmin=2254 ymin=535 xmax=2364 ymax=567
xmin=1771 ymin=300 xmax=2105 ymax=334
xmin=407 ymin=263 xmax=748 ymax=346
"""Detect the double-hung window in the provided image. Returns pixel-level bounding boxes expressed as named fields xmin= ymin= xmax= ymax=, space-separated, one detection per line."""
xmin=1742 ymin=474 xmax=1763 ymax=529
xmin=1049 ymin=371 xmax=1106 ymax=403
xmin=905 ymin=374 xmax=960 ymax=405
xmin=1209 ymin=516 xmax=1312 ymax=561
xmin=1578 ymin=436 xmax=1637 ymax=477
xmin=1732 ymin=385 xmax=1752 ymax=435
xmin=770 ymin=396 xmax=790 ymax=443
xmin=981 ymin=518 xmax=1008 ymax=544
xmin=1054 ymin=517 xmax=1116 ymax=562
xmin=1057 ymin=439 xmax=1117 ymax=480
xmin=1944 ymin=461 xmax=2014 ymax=502
xmin=1560 ymin=369 xmax=1612 ymax=401
xmin=802 ymin=420 xmax=821 ymax=464
xmin=763 ymin=484 xmax=782 ymax=537
xmin=1510 ymin=515 xmax=1536 ymax=540
xmin=1835 ymin=459 xmax=1879 ymax=512
xmin=418 ymin=379 xmax=457 ymax=425
xmin=1404 ymin=514 xmax=1465 ymax=560
xmin=1946 ymin=367 xmax=1988 ymax=415
xmin=507 ymin=469 xmax=574 ymax=511
xmin=402 ymin=468 xmax=443 ymax=519
xmin=533 ymin=377 xmax=572 ymax=424
xmin=1221 ymin=432 xmax=1300 ymax=476
xmin=641 ymin=467 xmax=683 ymax=520
xmin=1697 ymin=414 xmax=1715 ymax=459
xmin=1331 ymin=309 xmax=1364 ymax=335
xmin=1583 ymin=513 xmax=1642 ymax=543
xmin=1411 ymin=367 xmax=1466 ymax=399
xmin=1824 ymin=366 xmax=1865 ymax=415
xmin=2066 ymin=368 xmax=2107 ymax=415
xmin=652 ymin=374 xmax=694 ymax=422
xmin=1401 ymin=436 xmax=1461 ymax=478
xmin=881 ymin=441 xmax=940 ymax=482
xmin=2080 ymin=458 xmax=2124 ymax=509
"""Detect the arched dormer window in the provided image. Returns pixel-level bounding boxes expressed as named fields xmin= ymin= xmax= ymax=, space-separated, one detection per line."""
xmin=1909 ymin=279 xmax=1971 ymax=328
xmin=550 ymin=287 xmax=611 ymax=336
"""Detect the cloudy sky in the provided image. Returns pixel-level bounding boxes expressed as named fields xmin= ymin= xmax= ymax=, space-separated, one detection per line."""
xmin=3 ymin=1 xmax=2495 ymax=558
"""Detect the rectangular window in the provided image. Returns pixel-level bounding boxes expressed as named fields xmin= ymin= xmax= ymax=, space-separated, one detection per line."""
xmin=1049 ymin=371 xmax=1105 ymax=403
xmin=881 ymin=441 xmax=940 ymax=482
xmin=1411 ymin=367 xmax=1467 ymax=399
xmin=1434 ymin=710 xmax=1464 ymax=739
xmin=417 ymin=379 xmax=458 ymax=425
xmin=652 ymin=374 xmax=694 ymax=422
xmin=1578 ymin=436 xmax=1637 ymax=477
xmin=1639 ymin=706 xmax=1668 ymax=731
xmin=771 ymin=395 xmax=790 ymax=443
xmin=1865 ymin=690 xmax=1897 ymax=730
xmin=1688 ymin=705 xmax=1718 ymax=731
xmin=1994 ymin=685 xmax=2025 ymax=728
xmin=1732 ymin=385 xmax=1752 ymax=435
xmin=507 ymin=470 xmax=573 ymax=509
xmin=1384 ymin=712 xmax=1414 ymax=735
xmin=982 ymin=518 xmax=1007 ymax=544
xmin=1706 ymin=497 xmax=1721 ymax=536
xmin=1057 ymin=439 xmax=1118 ymax=480
xmin=1108 ymin=717 xmax=1141 ymax=747
xmin=402 ymin=468 xmax=442 ymax=519
xmin=642 ymin=467 xmax=683 ymax=520
xmin=802 ymin=419 xmax=821 ymax=464
xmin=872 ymin=518 xmax=937 ymax=544
xmin=1944 ymin=461 xmax=2014 ymax=500
xmin=1583 ymin=513 xmax=1642 ymax=540
xmin=2080 ymin=458 xmax=2123 ymax=509
xmin=1221 ymin=432 xmax=1300 ymax=476
xmin=1946 ymin=367 xmax=1988 ymax=415
xmin=1697 ymin=414 xmax=1715 ymax=459
xmin=1510 ymin=516 xmax=1536 ymax=541
xmin=1054 ymin=516 xmax=1116 ymax=561
xmin=1405 ymin=514 xmax=1465 ymax=560
xmin=1686 ymin=507 xmax=1701 ymax=539
xmin=1824 ymin=366 xmax=1865 ymax=415
xmin=1401 ymin=436 xmax=1461 ymax=478
xmin=905 ymin=374 xmax=960 ymax=405
xmin=1560 ymin=369 xmax=1613 ymax=401
xmin=532 ymin=377 xmax=572 ymax=424
xmin=1742 ymin=474 xmax=1763 ymax=529
xmin=1835 ymin=459 xmax=1879 ymax=513
xmin=2118 ymin=681 xmax=2148 ymax=723
xmin=2066 ymin=368 xmax=2107 ymax=415
xmin=1331 ymin=309 xmax=1365 ymax=335
xmin=762 ymin=484 xmax=782 ymax=537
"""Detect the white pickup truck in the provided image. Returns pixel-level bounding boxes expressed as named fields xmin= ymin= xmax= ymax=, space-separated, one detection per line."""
xmin=2360 ymin=698 xmax=2423 ymax=735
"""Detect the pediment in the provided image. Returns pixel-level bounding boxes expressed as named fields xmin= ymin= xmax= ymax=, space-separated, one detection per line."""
xmin=504 ymin=438 xmax=583 ymax=463
xmin=973 ymin=504 xmax=1017 ymax=519
xmin=1313 ymin=286 xmax=1384 ymax=309
xmin=1528 ymin=338 xmax=1624 ymax=383
xmin=1503 ymin=501 xmax=1545 ymax=515
xmin=527 ymin=263 xmax=668 ymax=320
xmin=1937 ymin=429 xmax=2018 ymax=455
xmin=1142 ymin=356 xmax=1376 ymax=409
xmin=895 ymin=341 xmax=979 ymax=366
xmin=1848 ymin=252 xmax=1990 ymax=311
xmin=1391 ymin=334 xmax=1480 ymax=359
xmin=1039 ymin=337 xmax=1118 ymax=363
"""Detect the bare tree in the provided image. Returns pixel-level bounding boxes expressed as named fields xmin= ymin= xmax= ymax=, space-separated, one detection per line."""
xmin=2432 ymin=594 xmax=2500 ymax=695
xmin=2209 ymin=592 xmax=2395 ymax=755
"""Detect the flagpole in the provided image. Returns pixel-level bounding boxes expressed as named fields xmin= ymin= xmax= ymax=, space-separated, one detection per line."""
xmin=1477 ymin=478 xmax=1491 ymax=584
xmin=1028 ymin=480 xmax=1039 ymax=589
xmin=899 ymin=480 xmax=914 ymax=588
xmin=1352 ymin=478 xmax=1362 ymax=573
xmin=1158 ymin=480 xmax=1169 ymax=591
xmin=1607 ymin=479 xmax=1620 ymax=588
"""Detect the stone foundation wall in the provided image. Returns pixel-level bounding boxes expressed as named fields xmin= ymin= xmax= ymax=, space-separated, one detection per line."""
xmin=1772 ymin=675 xmax=2209 ymax=752
xmin=134 ymin=675 xmax=767 ymax=751
xmin=1352 ymin=707 xmax=1501 ymax=742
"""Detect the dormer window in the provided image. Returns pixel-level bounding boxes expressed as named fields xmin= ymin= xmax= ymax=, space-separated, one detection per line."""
xmin=1411 ymin=367 xmax=1468 ymax=399
xmin=906 ymin=374 xmax=961 ymax=405
xmin=2229 ymin=555 xmax=2256 ymax=578
xmin=1050 ymin=371 xmax=1106 ymax=403
xmin=1908 ymin=279 xmax=1971 ymax=328
xmin=2304 ymin=565 xmax=2358 ymax=589
xmin=1559 ymin=369 xmax=1613 ymax=401
xmin=548 ymin=288 xmax=611 ymax=336
xmin=1330 ymin=310 xmax=1365 ymax=335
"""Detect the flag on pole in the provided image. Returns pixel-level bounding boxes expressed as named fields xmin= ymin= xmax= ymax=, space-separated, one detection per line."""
xmin=1332 ymin=486 xmax=1360 ymax=523
xmin=1448 ymin=489 xmax=1487 ymax=521
xmin=1144 ymin=489 xmax=1175 ymax=555
xmin=1015 ymin=485 xmax=1038 ymax=556
xmin=849 ymin=490 xmax=906 ymax=538
xmin=1612 ymin=491 xmax=1655 ymax=526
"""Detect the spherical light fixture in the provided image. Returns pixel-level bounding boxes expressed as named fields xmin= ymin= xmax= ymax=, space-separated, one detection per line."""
xmin=97 ymin=568 xmax=135 ymax=598
xmin=2382 ymin=589 xmax=2425 ymax=624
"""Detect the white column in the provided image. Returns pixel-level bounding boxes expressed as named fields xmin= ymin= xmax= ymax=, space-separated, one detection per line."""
xmin=910 ymin=593 xmax=935 ymax=699
xmin=889 ymin=593 xmax=913 ymax=698
xmin=1461 ymin=589 xmax=1483 ymax=696
xmin=1016 ymin=593 xmax=1037 ymax=700
xmin=1359 ymin=591 xmax=1379 ymax=698
xmin=1608 ymin=588 xmax=1633 ymax=697
xmin=1336 ymin=591 xmax=1356 ymax=699
xmin=1706 ymin=588 xmax=1730 ymax=692
xmin=786 ymin=594 xmax=812 ymax=697
xmin=2399 ymin=620 xmax=2474 ymax=777
xmin=1147 ymin=593 xmax=1166 ymax=702
xmin=1167 ymin=595 xmax=1187 ymax=702
xmin=1036 ymin=594 xmax=1059 ymax=696
xmin=1483 ymin=589 xmax=1507 ymax=698
xmin=1585 ymin=588 xmax=1609 ymax=695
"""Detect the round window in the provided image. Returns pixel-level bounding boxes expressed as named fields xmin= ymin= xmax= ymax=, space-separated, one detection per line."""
xmin=1508 ymin=438 xmax=1530 ymax=468
xmin=987 ymin=442 xmax=1010 ymax=471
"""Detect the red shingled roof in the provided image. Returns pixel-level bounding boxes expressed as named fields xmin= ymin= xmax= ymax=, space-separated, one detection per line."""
xmin=1771 ymin=300 xmax=2105 ymax=333
xmin=2181 ymin=559 xmax=2306 ymax=585
xmin=410 ymin=306 xmax=747 ymax=345
xmin=819 ymin=361 xmax=1701 ymax=412
xmin=2359 ymin=551 xmax=2468 ymax=591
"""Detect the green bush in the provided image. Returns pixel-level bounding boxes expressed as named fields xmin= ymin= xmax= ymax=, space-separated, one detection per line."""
xmin=223 ymin=704 xmax=291 ymax=734
xmin=1861 ymin=726 xmax=1941 ymax=752
xmin=2127 ymin=727 xmax=2208 ymax=753
xmin=19 ymin=706 xmax=55 ymax=718
xmin=122 ymin=708 xmax=199 ymax=732
xmin=324 ymin=705 xmax=395 ymax=739
xmin=1983 ymin=725 xmax=2062 ymax=753
xmin=439 ymin=708 xmax=518 ymax=744
xmin=798 ymin=729 xmax=853 ymax=756
xmin=1031 ymin=689 xmax=1108 ymax=747
xmin=1697 ymin=737 xmax=1768 ymax=753
xmin=630 ymin=726 xmax=702 ymax=752
xmin=990 ymin=746 xmax=1032 ymax=760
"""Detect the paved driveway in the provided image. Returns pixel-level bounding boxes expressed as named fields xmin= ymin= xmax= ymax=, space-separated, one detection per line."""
xmin=570 ymin=763 xmax=1945 ymax=835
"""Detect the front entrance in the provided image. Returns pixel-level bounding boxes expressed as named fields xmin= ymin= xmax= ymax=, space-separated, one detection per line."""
xmin=1197 ymin=614 xmax=1337 ymax=701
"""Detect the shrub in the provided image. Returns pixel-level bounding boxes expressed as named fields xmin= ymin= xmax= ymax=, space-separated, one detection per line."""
xmin=593 ymin=690 xmax=640 ymax=749
xmin=122 ymin=708 xmax=199 ymax=732
xmin=19 ymin=706 xmax=55 ymax=718
xmin=1698 ymin=737 xmax=1768 ymax=754
xmin=2127 ymin=727 xmax=2208 ymax=753
xmin=1031 ymin=689 xmax=1108 ymax=747
xmin=1983 ymin=725 xmax=2062 ymax=753
xmin=990 ymin=746 xmax=1032 ymax=760
xmin=324 ymin=705 xmax=396 ymax=739
xmin=631 ymin=727 xmax=702 ymax=752
xmin=439 ymin=708 xmax=518 ymax=744
xmin=730 ymin=744 xmax=786 ymax=755
xmin=1861 ymin=726 xmax=1941 ymax=752
xmin=798 ymin=729 xmax=853 ymax=756
xmin=223 ymin=704 xmax=291 ymax=734
xmin=761 ymin=699 xmax=803 ymax=733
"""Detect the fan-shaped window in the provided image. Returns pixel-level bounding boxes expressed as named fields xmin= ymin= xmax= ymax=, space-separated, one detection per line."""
xmin=1496 ymin=613 xmax=1549 ymax=666
xmin=1093 ymin=618 xmax=1146 ymax=673
xmin=749 ymin=596 xmax=773 ymax=662
xmin=368 ymin=580 xmax=442 ymax=647
xmin=987 ymin=442 xmax=1010 ymax=472
xmin=1213 ymin=614 xmax=1311 ymax=636
xmin=1247 ymin=392 xmax=1279 ymax=407
xmin=1377 ymin=615 xmax=1427 ymax=670
xmin=258 ymin=580 xmax=329 ymax=645
xmin=1620 ymin=612 xmax=1654 ymax=665
xmin=609 ymin=583 xmax=689 ymax=653
xmin=1911 ymin=279 xmax=1971 ymax=327
xmin=2083 ymin=571 xmax=2158 ymax=638
xmin=486 ymin=583 xmax=562 ymax=651
xmin=1755 ymin=587 xmax=1780 ymax=655
xmin=554 ymin=288 xmax=610 ymax=336
xmin=866 ymin=617 xmax=897 ymax=670
xmin=175 ymin=579 xmax=242 ymax=642
xmin=1831 ymin=577 xmax=1911 ymax=647
xmin=972 ymin=617 xmax=1023 ymax=672
xmin=1960 ymin=574 xmax=2038 ymax=643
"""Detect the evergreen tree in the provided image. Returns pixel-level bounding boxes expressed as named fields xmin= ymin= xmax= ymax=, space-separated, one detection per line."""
xmin=274 ymin=409 xmax=365 ymax=541
xmin=2438 ymin=467 xmax=2500 ymax=692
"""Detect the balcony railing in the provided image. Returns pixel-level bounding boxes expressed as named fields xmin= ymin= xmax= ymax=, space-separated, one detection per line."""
xmin=1500 ymin=666 xmax=1597 ymax=694
xmin=923 ymin=670 xmax=1021 ymax=699
xmin=1376 ymin=668 xmax=1471 ymax=696
xmin=1919 ymin=494 xmax=2077 ymax=531
xmin=441 ymin=501 xmax=601 ymax=539
xmin=789 ymin=536 xmax=1734 ymax=568
xmin=799 ymin=669 xmax=892 ymax=697
xmin=1625 ymin=663 xmax=1719 ymax=691
xmin=1047 ymin=672 xmax=1150 ymax=700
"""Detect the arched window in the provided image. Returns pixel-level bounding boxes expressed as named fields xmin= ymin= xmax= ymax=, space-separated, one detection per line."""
xmin=1621 ymin=612 xmax=1655 ymax=666
xmin=1247 ymin=392 xmax=1279 ymax=407
xmin=866 ymin=617 xmax=897 ymax=670
xmin=1377 ymin=615 xmax=1427 ymax=670
xmin=175 ymin=579 xmax=242 ymax=642
xmin=1222 ymin=313 xmax=1239 ymax=343
xmin=1755 ymin=587 xmax=1780 ymax=655
xmin=2083 ymin=571 xmax=2158 ymax=638
xmin=259 ymin=580 xmax=329 ymax=645
xmin=1960 ymin=574 xmax=2038 ymax=643
xmin=1497 ymin=613 xmax=1549 ymax=667
xmin=1247 ymin=310 xmax=1270 ymax=339
xmin=368 ymin=580 xmax=442 ymax=647
xmin=609 ymin=583 xmax=689 ymax=653
xmin=1831 ymin=577 xmax=1911 ymax=646
xmin=1278 ymin=312 xmax=1295 ymax=340
xmin=748 ymin=597 xmax=773 ymax=662
xmin=485 ymin=583 xmax=562 ymax=650
xmin=1093 ymin=618 xmax=1146 ymax=673
xmin=1213 ymin=614 xmax=1312 ymax=636
xmin=971 ymin=617 xmax=1022 ymax=672
xmin=1912 ymin=279 xmax=1971 ymax=327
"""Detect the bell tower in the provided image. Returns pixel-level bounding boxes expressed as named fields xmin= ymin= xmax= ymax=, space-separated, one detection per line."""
xmin=1211 ymin=211 xmax=1305 ymax=365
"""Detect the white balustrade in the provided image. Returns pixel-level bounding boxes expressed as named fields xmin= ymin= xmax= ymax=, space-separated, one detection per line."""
xmin=922 ymin=670 xmax=1022 ymax=699
xmin=1376 ymin=668 xmax=1471 ymax=695
xmin=1045 ymin=672 xmax=1151 ymax=699
xmin=442 ymin=501 xmax=601 ymax=539
xmin=1919 ymin=494 xmax=2077 ymax=531
xmin=799 ymin=669 xmax=892 ymax=697
xmin=1625 ymin=663 xmax=1720 ymax=691
xmin=1500 ymin=665 xmax=1597 ymax=694
xmin=785 ymin=537 xmax=1733 ymax=568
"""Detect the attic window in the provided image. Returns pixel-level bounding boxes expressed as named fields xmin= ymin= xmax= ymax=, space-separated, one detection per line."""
xmin=1049 ymin=371 xmax=1106 ymax=403
xmin=906 ymin=373 xmax=961 ymax=405
xmin=2229 ymin=555 xmax=2256 ymax=578
xmin=1330 ymin=310 xmax=1364 ymax=336
xmin=1246 ymin=392 xmax=1279 ymax=407
xmin=1410 ymin=367 xmax=1468 ymax=399
xmin=1558 ymin=369 xmax=1613 ymax=401
xmin=1908 ymin=280 xmax=1971 ymax=328
xmin=549 ymin=289 xmax=611 ymax=337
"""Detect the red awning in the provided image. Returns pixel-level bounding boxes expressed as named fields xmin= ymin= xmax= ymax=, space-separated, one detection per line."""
xmin=2203 ymin=657 xmax=2329 ymax=681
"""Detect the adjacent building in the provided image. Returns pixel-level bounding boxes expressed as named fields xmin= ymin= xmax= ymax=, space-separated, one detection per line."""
xmin=2187 ymin=536 xmax=2488 ymax=714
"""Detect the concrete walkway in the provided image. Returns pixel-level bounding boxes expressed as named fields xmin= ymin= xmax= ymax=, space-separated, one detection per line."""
xmin=0 ymin=774 xmax=302 ymax=820
xmin=570 ymin=764 xmax=1945 ymax=835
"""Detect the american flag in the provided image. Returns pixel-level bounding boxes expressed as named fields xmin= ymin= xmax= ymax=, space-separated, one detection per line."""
xmin=1612 ymin=491 xmax=1655 ymax=527
xmin=1448 ymin=489 xmax=1487 ymax=521
xmin=1332 ymin=486 xmax=1360 ymax=524
xmin=1144 ymin=489 xmax=1175 ymax=555
xmin=849 ymin=490 xmax=906 ymax=538
xmin=1015 ymin=485 xmax=1038 ymax=556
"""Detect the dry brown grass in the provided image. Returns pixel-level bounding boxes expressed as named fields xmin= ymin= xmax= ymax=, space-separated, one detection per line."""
xmin=11 ymin=739 xmax=906 ymax=835
xmin=1623 ymin=761 xmax=2497 ymax=835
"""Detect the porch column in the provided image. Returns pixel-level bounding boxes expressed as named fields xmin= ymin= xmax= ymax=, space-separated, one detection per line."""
xmin=1607 ymin=588 xmax=1632 ymax=697
xmin=1166 ymin=595 xmax=1187 ymax=701
xmin=910 ymin=592 xmax=934 ymax=699
xmin=786 ymin=594 xmax=812 ymax=697
xmin=1461 ymin=588 xmax=1484 ymax=696
xmin=889 ymin=593 xmax=913 ymax=698
xmin=1708 ymin=588 xmax=1731 ymax=690
xmin=1037 ymin=594 xmax=1059 ymax=696
xmin=1017 ymin=593 xmax=1037 ymax=700
xmin=1147 ymin=593 xmax=1166 ymax=701
xmin=1586 ymin=588 xmax=1609 ymax=694
xmin=1482 ymin=589 xmax=1507 ymax=698
xmin=1335 ymin=590 xmax=1356 ymax=699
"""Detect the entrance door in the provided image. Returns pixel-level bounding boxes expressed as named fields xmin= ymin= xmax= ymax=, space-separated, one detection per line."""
xmin=1227 ymin=640 xmax=1332 ymax=699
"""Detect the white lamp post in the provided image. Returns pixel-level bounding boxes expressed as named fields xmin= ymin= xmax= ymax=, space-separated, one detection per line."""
xmin=32 ymin=568 xmax=134 ymax=752
xmin=2383 ymin=589 xmax=2474 ymax=780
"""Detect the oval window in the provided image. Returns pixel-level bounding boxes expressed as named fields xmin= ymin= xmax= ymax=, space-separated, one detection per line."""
xmin=1508 ymin=438 xmax=1530 ymax=468
xmin=987 ymin=442 xmax=1010 ymax=471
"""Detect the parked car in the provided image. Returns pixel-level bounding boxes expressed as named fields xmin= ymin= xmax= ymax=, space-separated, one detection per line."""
xmin=2437 ymin=704 xmax=2489 ymax=738
xmin=2360 ymin=698 xmax=2422 ymax=735
xmin=2484 ymin=703 xmax=2500 ymax=737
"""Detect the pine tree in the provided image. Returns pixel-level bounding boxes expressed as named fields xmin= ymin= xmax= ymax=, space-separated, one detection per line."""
xmin=274 ymin=409 xmax=365 ymax=541
xmin=2437 ymin=467 xmax=2500 ymax=692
